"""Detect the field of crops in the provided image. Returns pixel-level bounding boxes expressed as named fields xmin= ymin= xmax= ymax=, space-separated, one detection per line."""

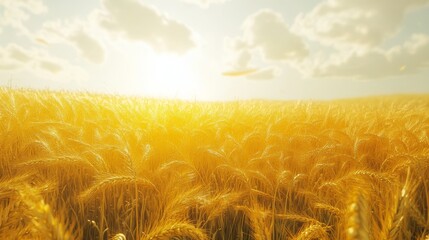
xmin=0 ymin=88 xmax=428 ymax=239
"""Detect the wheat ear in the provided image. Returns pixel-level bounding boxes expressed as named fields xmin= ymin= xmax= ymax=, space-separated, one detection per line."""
xmin=111 ymin=233 xmax=126 ymax=240
xmin=346 ymin=193 xmax=370 ymax=240
xmin=294 ymin=224 xmax=328 ymax=240
xmin=19 ymin=187 xmax=73 ymax=240
xmin=144 ymin=222 xmax=208 ymax=240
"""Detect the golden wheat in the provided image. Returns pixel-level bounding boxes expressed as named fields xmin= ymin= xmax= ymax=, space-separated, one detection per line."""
xmin=0 ymin=88 xmax=428 ymax=239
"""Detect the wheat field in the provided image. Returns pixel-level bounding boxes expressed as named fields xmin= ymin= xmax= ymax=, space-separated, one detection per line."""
xmin=0 ymin=88 xmax=428 ymax=239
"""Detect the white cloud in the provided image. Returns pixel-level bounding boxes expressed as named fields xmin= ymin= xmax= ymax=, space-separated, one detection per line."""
xmin=180 ymin=0 xmax=230 ymax=8
xmin=0 ymin=0 xmax=47 ymax=35
xmin=223 ymin=4 xmax=429 ymax=81
xmin=0 ymin=45 xmax=33 ymax=70
xmin=223 ymin=10 xmax=307 ymax=80
xmin=222 ymin=37 xmax=256 ymax=76
xmin=38 ymin=59 xmax=63 ymax=74
xmin=244 ymin=10 xmax=308 ymax=61
xmin=68 ymin=29 xmax=105 ymax=64
xmin=293 ymin=0 xmax=429 ymax=49
xmin=96 ymin=0 xmax=196 ymax=54
xmin=8 ymin=45 xmax=32 ymax=63
xmin=222 ymin=49 xmax=281 ymax=80
xmin=307 ymin=34 xmax=429 ymax=79
xmin=37 ymin=20 xmax=105 ymax=64
xmin=224 ymin=47 xmax=252 ymax=72
xmin=0 ymin=44 xmax=87 ymax=81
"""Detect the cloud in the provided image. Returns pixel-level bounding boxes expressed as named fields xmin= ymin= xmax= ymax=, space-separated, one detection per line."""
xmin=96 ymin=0 xmax=196 ymax=54
xmin=0 ymin=44 xmax=87 ymax=81
xmin=308 ymin=34 xmax=429 ymax=79
xmin=222 ymin=42 xmax=281 ymax=80
xmin=0 ymin=0 xmax=47 ymax=35
xmin=223 ymin=9 xmax=307 ymax=80
xmin=222 ymin=38 xmax=259 ymax=78
xmin=37 ymin=20 xmax=105 ymax=64
xmin=179 ymin=0 xmax=230 ymax=8
xmin=68 ymin=29 xmax=105 ymax=64
xmin=0 ymin=44 xmax=33 ymax=70
xmin=293 ymin=0 xmax=429 ymax=48
xmin=222 ymin=47 xmax=281 ymax=80
xmin=8 ymin=45 xmax=32 ymax=63
xmin=38 ymin=59 xmax=63 ymax=74
xmin=224 ymin=5 xmax=429 ymax=81
xmin=289 ymin=0 xmax=429 ymax=79
xmin=246 ymin=67 xmax=281 ymax=80
xmin=244 ymin=10 xmax=308 ymax=61
xmin=227 ymin=48 xmax=253 ymax=71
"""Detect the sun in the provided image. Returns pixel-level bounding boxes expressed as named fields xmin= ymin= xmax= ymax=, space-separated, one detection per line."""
xmin=142 ymin=53 xmax=200 ymax=100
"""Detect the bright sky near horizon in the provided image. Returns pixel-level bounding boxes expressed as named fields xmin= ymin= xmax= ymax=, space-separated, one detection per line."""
xmin=0 ymin=0 xmax=428 ymax=100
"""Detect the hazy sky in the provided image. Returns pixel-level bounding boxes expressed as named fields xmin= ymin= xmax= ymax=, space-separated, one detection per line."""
xmin=0 ymin=0 xmax=428 ymax=100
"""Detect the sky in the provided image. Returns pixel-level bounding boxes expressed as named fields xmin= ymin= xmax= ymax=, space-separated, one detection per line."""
xmin=0 ymin=0 xmax=428 ymax=101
